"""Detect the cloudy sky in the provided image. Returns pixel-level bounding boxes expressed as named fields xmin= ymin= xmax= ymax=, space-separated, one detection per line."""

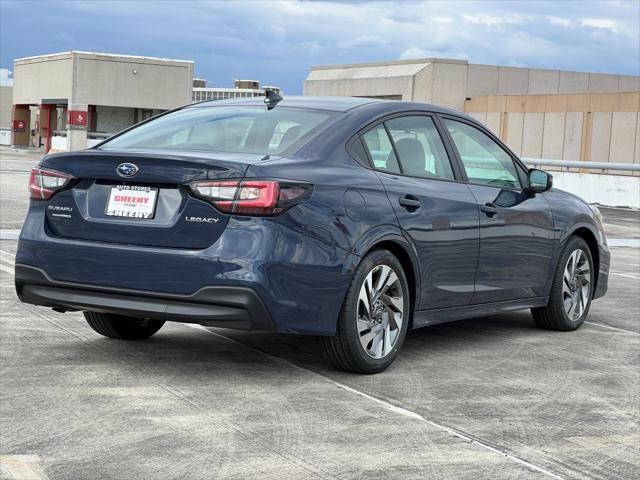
xmin=0 ymin=0 xmax=638 ymax=93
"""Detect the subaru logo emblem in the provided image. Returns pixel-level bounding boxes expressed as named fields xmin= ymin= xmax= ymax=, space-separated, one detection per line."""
xmin=116 ymin=163 xmax=138 ymax=177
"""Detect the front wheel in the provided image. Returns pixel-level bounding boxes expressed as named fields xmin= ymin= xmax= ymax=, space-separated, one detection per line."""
xmin=323 ymin=249 xmax=410 ymax=374
xmin=532 ymin=236 xmax=594 ymax=331
xmin=83 ymin=312 xmax=165 ymax=340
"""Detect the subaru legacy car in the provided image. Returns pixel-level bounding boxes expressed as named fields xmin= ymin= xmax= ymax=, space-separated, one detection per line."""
xmin=15 ymin=95 xmax=609 ymax=373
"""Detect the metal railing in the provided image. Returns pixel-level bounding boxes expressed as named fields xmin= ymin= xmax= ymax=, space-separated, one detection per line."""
xmin=52 ymin=131 xmax=112 ymax=139
xmin=523 ymin=158 xmax=640 ymax=172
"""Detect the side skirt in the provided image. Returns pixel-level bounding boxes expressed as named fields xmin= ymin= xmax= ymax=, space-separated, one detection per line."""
xmin=412 ymin=297 xmax=549 ymax=329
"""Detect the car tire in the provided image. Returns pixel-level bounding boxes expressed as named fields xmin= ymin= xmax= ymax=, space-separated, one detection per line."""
xmin=83 ymin=311 xmax=165 ymax=340
xmin=532 ymin=236 xmax=594 ymax=331
xmin=323 ymin=249 xmax=411 ymax=374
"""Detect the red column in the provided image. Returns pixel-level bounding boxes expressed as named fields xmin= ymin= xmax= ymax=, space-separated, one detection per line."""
xmin=38 ymin=104 xmax=55 ymax=152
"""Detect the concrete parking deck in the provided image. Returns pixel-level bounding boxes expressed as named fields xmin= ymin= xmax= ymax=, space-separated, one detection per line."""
xmin=1 ymin=157 xmax=638 ymax=479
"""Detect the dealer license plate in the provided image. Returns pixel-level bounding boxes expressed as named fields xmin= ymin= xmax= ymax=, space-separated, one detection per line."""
xmin=105 ymin=185 xmax=158 ymax=219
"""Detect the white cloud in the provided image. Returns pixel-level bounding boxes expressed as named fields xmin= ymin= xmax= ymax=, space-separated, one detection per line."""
xmin=580 ymin=18 xmax=619 ymax=31
xmin=462 ymin=13 xmax=525 ymax=26
xmin=547 ymin=16 xmax=572 ymax=27
xmin=0 ymin=68 xmax=12 ymax=86
xmin=399 ymin=46 xmax=432 ymax=60
xmin=337 ymin=35 xmax=385 ymax=49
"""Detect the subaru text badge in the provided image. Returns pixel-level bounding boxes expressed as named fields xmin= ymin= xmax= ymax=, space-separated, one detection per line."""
xmin=116 ymin=163 xmax=139 ymax=177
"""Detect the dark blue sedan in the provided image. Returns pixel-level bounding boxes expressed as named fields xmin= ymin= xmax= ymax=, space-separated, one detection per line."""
xmin=15 ymin=95 xmax=609 ymax=373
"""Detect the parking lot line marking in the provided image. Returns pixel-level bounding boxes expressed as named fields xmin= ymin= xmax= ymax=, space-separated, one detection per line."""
xmin=0 ymin=230 xmax=21 ymax=241
xmin=607 ymin=239 xmax=640 ymax=248
xmin=0 ymin=249 xmax=16 ymax=262
xmin=0 ymin=263 xmax=14 ymax=275
xmin=0 ymin=455 xmax=50 ymax=480
xmin=189 ymin=324 xmax=566 ymax=480
xmin=610 ymin=272 xmax=640 ymax=279
xmin=585 ymin=321 xmax=639 ymax=335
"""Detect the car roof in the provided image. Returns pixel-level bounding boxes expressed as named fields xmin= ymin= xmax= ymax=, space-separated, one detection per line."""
xmin=187 ymin=95 xmax=466 ymax=116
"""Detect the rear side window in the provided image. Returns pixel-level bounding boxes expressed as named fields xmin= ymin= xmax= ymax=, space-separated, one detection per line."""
xmin=362 ymin=125 xmax=401 ymax=174
xmin=443 ymin=119 xmax=521 ymax=189
xmin=100 ymin=107 xmax=334 ymax=155
xmin=385 ymin=116 xmax=455 ymax=180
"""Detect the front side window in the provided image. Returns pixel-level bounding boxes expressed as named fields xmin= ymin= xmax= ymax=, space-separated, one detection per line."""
xmin=443 ymin=119 xmax=521 ymax=189
xmin=100 ymin=107 xmax=334 ymax=155
xmin=385 ymin=116 xmax=455 ymax=180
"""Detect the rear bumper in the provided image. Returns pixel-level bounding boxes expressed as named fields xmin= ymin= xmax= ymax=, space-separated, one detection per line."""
xmin=15 ymin=264 xmax=275 ymax=331
xmin=16 ymin=204 xmax=355 ymax=335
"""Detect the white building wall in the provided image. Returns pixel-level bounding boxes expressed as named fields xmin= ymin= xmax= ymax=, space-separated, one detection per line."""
xmin=590 ymin=113 xmax=613 ymax=162
xmin=13 ymin=54 xmax=73 ymax=104
xmin=0 ymin=86 xmax=12 ymax=128
xmin=562 ymin=113 xmax=583 ymax=161
xmin=74 ymin=53 xmax=193 ymax=109
xmin=541 ymin=112 xmax=565 ymax=159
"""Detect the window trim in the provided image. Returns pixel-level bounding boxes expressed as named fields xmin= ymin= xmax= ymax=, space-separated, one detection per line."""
xmin=349 ymin=111 xmax=465 ymax=183
xmin=436 ymin=113 xmax=530 ymax=191
xmin=382 ymin=121 xmax=405 ymax=175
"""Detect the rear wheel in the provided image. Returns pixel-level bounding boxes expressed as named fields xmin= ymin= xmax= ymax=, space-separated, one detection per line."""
xmin=83 ymin=312 xmax=165 ymax=340
xmin=532 ymin=236 xmax=594 ymax=331
xmin=323 ymin=249 xmax=410 ymax=374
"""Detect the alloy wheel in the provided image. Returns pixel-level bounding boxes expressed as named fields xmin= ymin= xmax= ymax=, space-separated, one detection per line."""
xmin=356 ymin=264 xmax=405 ymax=359
xmin=563 ymin=249 xmax=591 ymax=321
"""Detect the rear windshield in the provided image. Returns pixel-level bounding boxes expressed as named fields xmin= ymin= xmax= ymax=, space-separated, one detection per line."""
xmin=100 ymin=106 xmax=335 ymax=155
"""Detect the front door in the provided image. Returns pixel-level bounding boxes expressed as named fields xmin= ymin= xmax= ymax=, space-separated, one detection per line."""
xmin=440 ymin=117 xmax=555 ymax=303
xmin=361 ymin=116 xmax=479 ymax=309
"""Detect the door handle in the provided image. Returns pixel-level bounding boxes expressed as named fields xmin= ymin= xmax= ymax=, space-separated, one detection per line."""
xmin=399 ymin=195 xmax=421 ymax=210
xmin=480 ymin=202 xmax=499 ymax=216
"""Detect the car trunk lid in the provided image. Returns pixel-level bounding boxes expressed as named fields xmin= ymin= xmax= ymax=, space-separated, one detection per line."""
xmin=40 ymin=149 xmax=264 ymax=249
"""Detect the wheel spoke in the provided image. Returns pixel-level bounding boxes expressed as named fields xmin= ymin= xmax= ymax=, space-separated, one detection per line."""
xmin=358 ymin=285 xmax=372 ymax=321
xmin=371 ymin=330 xmax=384 ymax=357
xmin=569 ymin=293 xmax=579 ymax=318
xmin=357 ymin=317 xmax=371 ymax=333
xmin=359 ymin=329 xmax=376 ymax=350
xmin=566 ymin=252 xmax=575 ymax=277
xmin=373 ymin=265 xmax=391 ymax=298
xmin=390 ymin=312 xmax=402 ymax=330
xmin=382 ymin=291 xmax=402 ymax=310
xmin=580 ymin=286 xmax=589 ymax=312
xmin=380 ymin=271 xmax=398 ymax=296
xmin=563 ymin=296 xmax=573 ymax=314
xmin=364 ymin=272 xmax=374 ymax=305
xmin=382 ymin=322 xmax=392 ymax=356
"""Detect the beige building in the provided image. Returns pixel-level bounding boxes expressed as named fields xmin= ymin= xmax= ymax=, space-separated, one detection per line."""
xmin=0 ymin=85 xmax=12 ymax=145
xmin=12 ymin=51 xmax=193 ymax=151
xmin=305 ymin=58 xmax=640 ymax=168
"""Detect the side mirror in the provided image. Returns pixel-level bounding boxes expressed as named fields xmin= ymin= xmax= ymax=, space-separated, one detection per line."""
xmin=528 ymin=169 xmax=553 ymax=193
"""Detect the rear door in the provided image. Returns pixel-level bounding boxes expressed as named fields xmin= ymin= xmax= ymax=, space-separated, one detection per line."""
xmin=360 ymin=115 xmax=479 ymax=309
xmin=439 ymin=116 xmax=555 ymax=303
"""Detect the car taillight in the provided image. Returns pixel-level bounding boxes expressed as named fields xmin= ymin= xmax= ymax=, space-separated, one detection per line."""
xmin=28 ymin=168 xmax=75 ymax=200
xmin=188 ymin=179 xmax=312 ymax=216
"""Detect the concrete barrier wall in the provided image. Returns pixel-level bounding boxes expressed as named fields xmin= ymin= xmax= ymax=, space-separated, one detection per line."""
xmin=550 ymin=171 xmax=639 ymax=208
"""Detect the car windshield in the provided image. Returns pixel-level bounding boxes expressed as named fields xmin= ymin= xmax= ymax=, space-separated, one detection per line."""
xmin=100 ymin=106 xmax=335 ymax=155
